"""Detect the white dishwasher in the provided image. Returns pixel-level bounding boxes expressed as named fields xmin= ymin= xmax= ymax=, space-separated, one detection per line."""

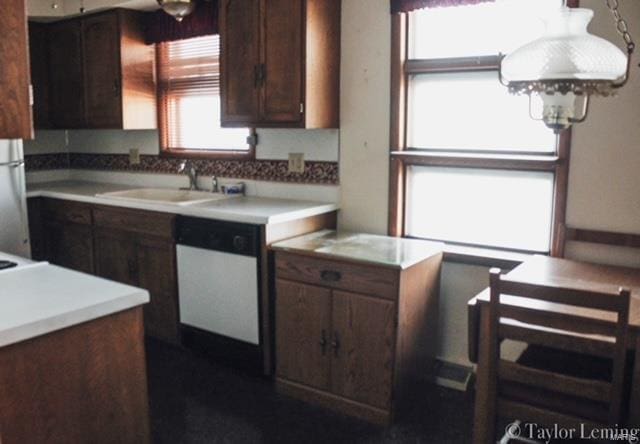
xmin=176 ymin=216 xmax=260 ymax=346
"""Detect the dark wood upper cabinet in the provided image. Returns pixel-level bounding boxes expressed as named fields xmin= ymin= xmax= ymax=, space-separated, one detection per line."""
xmin=82 ymin=12 xmax=122 ymax=129
xmin=28 ymin=22 xmax=52 ymax=130
xmin=44 ymin=9 xmax=156 ymax=130
xmin=261 ymin=0 xmax=304 ymax=124
xmin=220 ymin=0 xmax=261 ymax=125
xmin=48 ymin=20 xmax=85 ymax=129
xmin=0 ymin=0 xmax=33 ymax=139
xmin=221 ymin=0 xmax=340 ymax=128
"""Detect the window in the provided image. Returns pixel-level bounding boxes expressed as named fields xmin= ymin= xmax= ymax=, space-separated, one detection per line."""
xmin=390 ymin=0 xmax=571 ymax=255
xmin=157 ymin=35 xmax=253 ymax=158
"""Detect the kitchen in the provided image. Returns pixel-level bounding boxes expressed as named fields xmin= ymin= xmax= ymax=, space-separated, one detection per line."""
xmin=1 ymin=0 xmax=640 ymax=443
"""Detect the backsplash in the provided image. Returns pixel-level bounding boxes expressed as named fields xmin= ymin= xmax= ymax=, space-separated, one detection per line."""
xmin=25 ymin=153 xmax=339 ymax=185
xmin=23 ymin=128 xmax=340 ymax=185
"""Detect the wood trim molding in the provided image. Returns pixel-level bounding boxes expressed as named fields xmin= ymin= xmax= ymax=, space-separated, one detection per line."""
xmin=391 ymin=151 xmax=560 ymax=171
xmin=388 ymin=13 xmax=408 ymax=237
xmin=565 ymin=227 xmax=640 ymax=249
xmin=550 ymin=130 xmax=572 ymax=257
xmin=405 ymin=56 xmax=500 ymax=74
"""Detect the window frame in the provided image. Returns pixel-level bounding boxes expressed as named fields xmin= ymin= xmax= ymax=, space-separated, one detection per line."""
xmin=156 ymin=39 xmax=256 ymax=161
xmin=388 ymin=12 xmax=572 ymax=258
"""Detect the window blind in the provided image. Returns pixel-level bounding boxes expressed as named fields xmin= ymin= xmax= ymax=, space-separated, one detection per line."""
xmin=158 ymin=35 xmax=248 ymax=151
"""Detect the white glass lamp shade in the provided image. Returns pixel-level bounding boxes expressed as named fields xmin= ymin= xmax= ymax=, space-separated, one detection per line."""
xmin=158 ymin=0 xmax=195 ymax=21
xmin=502 ymin=8 xmax=628 ymax=95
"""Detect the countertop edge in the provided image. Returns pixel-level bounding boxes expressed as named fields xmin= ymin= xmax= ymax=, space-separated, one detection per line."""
xmin=0 ymin=289 xmax=149 ymax=348
xmin=270 ymin=244 xmax=444 ymax=270
xmin=26 ymin=188 xmax=339 ymax=226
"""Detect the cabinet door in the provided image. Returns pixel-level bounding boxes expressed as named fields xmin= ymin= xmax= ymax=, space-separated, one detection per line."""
xmin=331 ymin=290 xmax=396 ymax=409
xmin=137 ymin=236 xmax=180 ymax=344
xmin=49 ymin=20 xmax=85 ymax=128
xmin=82 ymin=12 xmax=122 ymax=128
xmin=220 ymin=0 xmax=261 ymax=126
xmin=0 ymin=0 xmax=33 ymax=139
xmin=260 ymin=0 xmax=304 ymax=125
xmin=276 ymin=279 xmax=331 ymax=390
xmin=27 ymin=198 xmax=46 ymax=261
xmin=29 ymin=22 xmax=51 ymax=130
xmin=46 ymin=222 xmax=94 ymax=274
xmin=94 ymin=228 xmax=138 ymax=286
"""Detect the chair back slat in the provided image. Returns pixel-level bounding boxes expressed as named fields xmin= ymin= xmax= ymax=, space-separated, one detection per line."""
xmin=499 ymin=278 xmax=626 ymax=312
xmin=499 ymin=303 xmax=616 ymax=338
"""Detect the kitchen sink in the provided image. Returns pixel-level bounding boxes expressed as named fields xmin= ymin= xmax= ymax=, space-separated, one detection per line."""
xmin=96 ymin=188 xmax=234 ymax=206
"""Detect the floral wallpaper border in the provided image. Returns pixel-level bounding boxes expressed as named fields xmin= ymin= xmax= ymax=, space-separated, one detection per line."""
xmin=25 ymin=153 xmax=339 ymax=185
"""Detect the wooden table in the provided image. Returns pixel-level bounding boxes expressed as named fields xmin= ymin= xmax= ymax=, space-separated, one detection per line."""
xmin=467 ymin=255 xmax=640 ymax=430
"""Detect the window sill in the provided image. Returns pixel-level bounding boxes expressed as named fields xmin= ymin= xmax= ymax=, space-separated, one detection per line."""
xmin=160 ymin=148 xmax=256 ymax=161
xmin=443 ymin=244 xmax=533 ymax=270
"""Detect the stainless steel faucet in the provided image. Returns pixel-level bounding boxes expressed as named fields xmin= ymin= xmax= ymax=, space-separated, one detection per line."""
xmin=211 ymin=175 xmax=220 ymax=193
xmin=179 ymin=161 xmax=199 ymax=191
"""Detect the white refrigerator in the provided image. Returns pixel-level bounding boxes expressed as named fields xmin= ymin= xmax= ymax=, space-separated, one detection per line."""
xmin=0 ymin=140 xmax=30 ymax=258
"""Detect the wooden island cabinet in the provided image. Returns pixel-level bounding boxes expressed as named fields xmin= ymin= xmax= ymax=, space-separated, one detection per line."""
xmin=272 ymin=231 xmax=443 ymax=424
xmin=0 ymin=261 xmax=150 ymax=444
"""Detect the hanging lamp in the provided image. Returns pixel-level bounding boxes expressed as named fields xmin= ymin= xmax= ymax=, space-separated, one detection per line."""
xmin=499 ymin=0 xmax=635 ymax=133
xmin=157 ymin=0 xmax=196 ymax=22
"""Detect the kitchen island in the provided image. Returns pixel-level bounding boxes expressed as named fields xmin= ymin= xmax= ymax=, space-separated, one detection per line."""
xmin=0 ymin=257 xmax=150 ymax=444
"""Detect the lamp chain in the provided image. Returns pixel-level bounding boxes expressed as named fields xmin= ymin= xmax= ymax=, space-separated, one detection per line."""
xmin=606 ymin=0 xmax=635 ymax=53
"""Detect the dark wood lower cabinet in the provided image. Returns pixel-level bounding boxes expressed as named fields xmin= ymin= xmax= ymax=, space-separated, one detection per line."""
xmin=94 ymin=228 xmax=137 ymax=285
xmin=275 ymin=280 xmax=332 ymax=391
xmin=274 ymin=249 xmax=443 ymax=425
xmin=136 ymin=236 xmax=179 ymax=343
xmin=47 ymin=221 xmax=95 ymax=274
xmin=29 ymin=198 xmax=180 ymax=344
xmin=330 ymin=290 xmax=395 ymax=410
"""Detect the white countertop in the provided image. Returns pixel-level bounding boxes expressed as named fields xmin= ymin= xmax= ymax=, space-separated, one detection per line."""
xmin=27 ymin=181 xmax=339 ymax=225
xmin=271 ymin=230 xmax=444 ymax=269
xmin=0 ymin=260 xmax=149 ymax=348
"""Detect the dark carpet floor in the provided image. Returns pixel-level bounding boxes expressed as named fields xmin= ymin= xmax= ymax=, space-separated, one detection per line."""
xmin=146 ymin=339 xmax=475 ymax=444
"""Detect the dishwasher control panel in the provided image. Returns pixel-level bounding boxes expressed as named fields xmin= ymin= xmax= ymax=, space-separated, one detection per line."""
xmin=176 ymin=216 xmax=259 ymax=257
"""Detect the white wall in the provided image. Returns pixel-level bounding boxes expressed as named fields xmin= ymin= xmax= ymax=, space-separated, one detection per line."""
xmin=25 ymin=128 xmax=340 ymax=161
xmin=339 ymin=0 xmax=390 ymax=234
xmin=338 ymin=0 xmax=640 ymax=366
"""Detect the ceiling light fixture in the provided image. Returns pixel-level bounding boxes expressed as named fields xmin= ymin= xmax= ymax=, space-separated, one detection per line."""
xmin=157 ymin=0 xmax=196 ymax=22
xmin=499 ymin=0 xmax=635 ymax=133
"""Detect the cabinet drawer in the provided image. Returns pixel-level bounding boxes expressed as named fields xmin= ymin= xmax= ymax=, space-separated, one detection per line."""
xmin=93 ymin=207 xmax=175 ymax=239
xmin=275 ymin=252 xmax=399 ymax=300
xmin=44 ymin=199 xmax=92 ymax=225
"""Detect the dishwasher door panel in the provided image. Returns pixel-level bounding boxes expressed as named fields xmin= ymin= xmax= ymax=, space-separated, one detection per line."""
xmin=177 ymin=245 xmax=260 ymax=345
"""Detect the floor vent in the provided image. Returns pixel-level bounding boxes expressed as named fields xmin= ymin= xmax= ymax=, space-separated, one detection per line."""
xmin=433 ymin=360 xmax=474 ymax=392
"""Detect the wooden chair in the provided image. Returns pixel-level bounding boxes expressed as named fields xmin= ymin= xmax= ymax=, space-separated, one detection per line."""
xmin=473 ymin=268 xmax=631 ymax=444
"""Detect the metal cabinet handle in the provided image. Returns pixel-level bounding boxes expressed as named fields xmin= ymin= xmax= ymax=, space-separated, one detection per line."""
xmin=0 ymin=160 xmax=25 ymax=168
xmin=321 ymin=270 xmax=341 ymax=282
xmin=331 ymin=332 xmax=340 ymax=357
xmin=319 ymin=329 xmax=327 ymax=355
